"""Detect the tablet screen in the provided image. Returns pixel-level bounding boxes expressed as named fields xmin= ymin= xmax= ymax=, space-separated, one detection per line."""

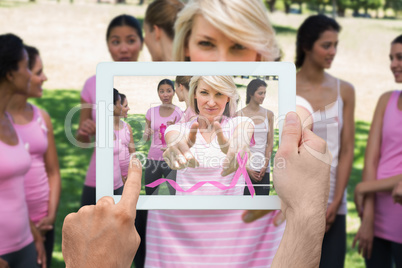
xmin=96 ymin=62 xmax=295 ymax=209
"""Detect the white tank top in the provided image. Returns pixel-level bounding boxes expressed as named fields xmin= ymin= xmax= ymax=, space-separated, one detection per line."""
xmin=310 ymin=79 xmax=347 ymax=215
xmin=249 ymin=116 xmax=269 ymax=171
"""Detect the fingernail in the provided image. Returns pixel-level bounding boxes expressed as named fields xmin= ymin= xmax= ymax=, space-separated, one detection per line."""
xmin=184 ymin=152 xmax=193 ymax=160
xmin=242 ymin=212 xmax=253 ymax=222
xmin=285 ymin=112 xmax=297 ymax=125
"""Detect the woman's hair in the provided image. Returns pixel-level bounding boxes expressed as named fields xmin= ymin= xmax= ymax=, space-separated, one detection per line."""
xmin=0 ymin=33 xmax=25 ymax=82
xmin=175 ymin=76 xmax=192 ymax=91
xmin=173 ymin=0 xmax=280 ymax=61
xmin=120 ymin=93 xmax=127 ymax=105
xmin=24 ymin=45 xmax=39 ymax=70
xmin=295 ymin=15 xmax=341 ymax=69
xmin=106 ymin=14 xmax=143 ymax=43
xmin=113 ymin=88 xmax=120 ymax=105
xmin=189 ymin=76 xmax=238 ymax=117
xmin=392 ymin=34 xmax=402 ymax=45
xmin=246 ymin=78 xmax=267 ymax=104
xmin=145 ymin=0 xmax=184 ymax=40
xmin=157 ymin=78 xmax=175 ymax=92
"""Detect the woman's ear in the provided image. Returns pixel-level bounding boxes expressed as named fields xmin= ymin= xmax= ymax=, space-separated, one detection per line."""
xmin=153 ymin=25 xmax=162 ymax=41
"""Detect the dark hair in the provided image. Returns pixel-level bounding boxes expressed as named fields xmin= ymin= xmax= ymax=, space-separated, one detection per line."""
xmin=392 ymin=34 xmax=402 ymax=45
xmin=0 ymin=33 xmax=25 ymax=82
xmin=175 ymin=76 xmax=191 ymax=91
xmin=295 ymin=15 xmax=341 ymax=69
xmin=145 ymin=0 xmax=184 ymax=40
xmin=113 ymin=88 xmax=120 ymax=105
xmin=246 ymin=79 xmax=267 ymax=104
xmin=106 ymin=14 xmax=143 ymax=43
xmin=157 ymin=78 xmax=175 ymax=92
xmin=120 ymin=93 xmax=127 ymax=105
xmin=24 ymin=45 xmax=40 ymax=70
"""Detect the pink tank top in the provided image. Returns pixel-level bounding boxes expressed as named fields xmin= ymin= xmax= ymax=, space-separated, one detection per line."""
xmin=375 ymin=90 xmax=402 ymax=244
xmin=145 ymin=106 xmax=183 ymax=161
xmin=117 ymin=120 xmax=131 ymax=177
xmin=0 ymin=125 xmax=33 ymax=255
xmin=11 ymin=105 xmax=49 ymax=225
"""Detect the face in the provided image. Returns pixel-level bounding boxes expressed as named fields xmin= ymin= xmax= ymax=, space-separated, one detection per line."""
xmin=114 ymin=97 xmax=122 ymax=116
xmin=144 ymin=23 xmax=162 ymax=61
xmin=307 ymin=30 xmax=338 ymax=69
xmin=10 ymin=49 xmax=32 ymax=95
xmin=185 ymin=15 xmax=260 ymax=62
xmin=158 ymin=84 xmax=175 ymax=104
xmin=195 ymin=79 xmax=230 ymax=122
xmin=390 ymin=43 xmax=402 ymax=83
xmin=251 ymin=86 xmax=266 ymax=105
xmin=121 ymin=97 xmax=130 ymax=118
xmin=107 ymin=25 xmax=143 ymax=61
xmin=28 ymin=55 xmax=47 ymax=98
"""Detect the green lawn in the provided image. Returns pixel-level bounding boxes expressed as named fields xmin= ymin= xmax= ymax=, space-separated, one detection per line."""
xmin=30 ymin=89 xmax=368 ymax=267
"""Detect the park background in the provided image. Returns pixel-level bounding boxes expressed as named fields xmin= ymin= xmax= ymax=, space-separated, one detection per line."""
xmin=1 ymin=0 xmax=401 ymax=266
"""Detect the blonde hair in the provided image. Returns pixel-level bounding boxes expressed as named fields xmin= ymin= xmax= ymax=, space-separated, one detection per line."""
xmin=189 ymin=76 xmax=239 ymax=117
xmin=173 ymin=0 xmax=280 ymax=61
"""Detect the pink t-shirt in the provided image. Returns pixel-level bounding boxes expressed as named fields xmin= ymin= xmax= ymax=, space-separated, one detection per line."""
xmin=145 ymin=117 xmax=285 ymax=267
xmin=0 ymin=131 xmax=33 ymax=255
xmin=118 ymin=120 xmax=131 ymax=177
xmin=12 ymin=104 xmax=50 ymax=224
xmin=375 ymin=90 xmax=402 ymax=244
xmin=145 ymin=106 xmax=183 ymax=161
xmin=81 ymin=75 xmax=97 ymax=187
xmin=81 ymin=75 xmax=123 ymax=190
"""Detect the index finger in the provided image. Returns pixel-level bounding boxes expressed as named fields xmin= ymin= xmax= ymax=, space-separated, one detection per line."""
xmin=118 ymin=157 xmax=142 ymax=215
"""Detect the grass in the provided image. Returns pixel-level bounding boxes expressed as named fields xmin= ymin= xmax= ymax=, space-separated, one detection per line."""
xmin=28 ymin=89 xmax=370 ymax=267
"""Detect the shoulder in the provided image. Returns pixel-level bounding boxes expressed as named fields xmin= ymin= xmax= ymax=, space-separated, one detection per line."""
xmin=338 ymin=79 xmax=355 ymax=100
xmin=376 ymin=91 xmax=394 ymax=109
xmin=236 ymin=107 xmax=246 ymax=117
xmin=264 ymin=108 xmax=274 ymax=118
xmin=38 ymin=107 xmax=53 ymax=129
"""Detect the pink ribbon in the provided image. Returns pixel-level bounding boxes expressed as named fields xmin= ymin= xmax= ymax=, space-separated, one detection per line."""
xmin=145 ymin=152 xmax=255 ymax=196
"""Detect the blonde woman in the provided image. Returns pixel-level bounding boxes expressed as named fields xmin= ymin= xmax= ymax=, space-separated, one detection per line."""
xmin=144 ymin=1 xmax=291 ymax=267
xmin=172 ymin=0 xmax=280 ymax=61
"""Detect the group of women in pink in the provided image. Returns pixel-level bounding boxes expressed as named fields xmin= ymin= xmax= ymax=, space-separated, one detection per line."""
xmin=1 ymin=0 xmax=401 ymax=267
xmin=0 ymin=35 xmax=60 ymax=267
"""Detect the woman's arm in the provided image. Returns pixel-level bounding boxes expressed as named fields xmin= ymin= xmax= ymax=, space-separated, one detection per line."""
xmin=37 ymin=110 xmax=61 ymax=235
xmin=76 ymin=98 xmax=95 ymax=144
xmin=326 ymin=82 xmax=355 ymax=231
xmin=262 ymin=110 xmax=274 ymax=175
xmin=353 ymin=91 xmax=392 ymax=259
xmin=127 ymin=123 xmax=136 ymax=154
xmin=142 ymin=118 xmax=152 ymax=143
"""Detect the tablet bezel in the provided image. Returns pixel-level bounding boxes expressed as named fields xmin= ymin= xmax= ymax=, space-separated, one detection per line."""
xmin=96 ymin=62 xmax=295 ymax=210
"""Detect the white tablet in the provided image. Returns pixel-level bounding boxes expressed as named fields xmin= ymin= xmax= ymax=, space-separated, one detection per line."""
xmin=96 ymin=62 xmax=295 ymax=210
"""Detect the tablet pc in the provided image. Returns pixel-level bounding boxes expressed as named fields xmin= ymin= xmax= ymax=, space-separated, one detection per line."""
xmin=96 ymin=62 xmax=295 ymax=209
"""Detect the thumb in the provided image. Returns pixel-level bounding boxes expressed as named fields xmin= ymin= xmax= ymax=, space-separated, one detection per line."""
xmin=279 ymin=112 xmax=301 ymax=156
xmin=214 ymin=121 xmax=229 ymax=153
xmin=187 ymin=121 xmax=199 ymax=147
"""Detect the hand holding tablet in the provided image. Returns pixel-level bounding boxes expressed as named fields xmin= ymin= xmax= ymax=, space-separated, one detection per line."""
xmin=62 ymin=157 xmax=142 ymax=267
